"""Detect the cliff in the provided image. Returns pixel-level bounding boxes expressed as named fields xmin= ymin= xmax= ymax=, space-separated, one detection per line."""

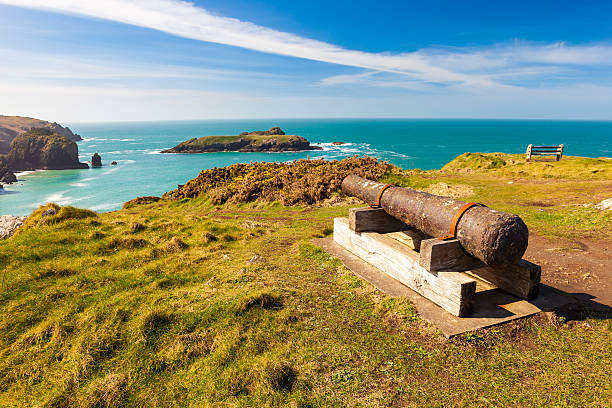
xmin=161 ymin=127 xmax=322 ymax=153
xmin=0 ymin=115 xmax=82 ymax=154
xmin=6 ymin=128 xmax=88 ymax=171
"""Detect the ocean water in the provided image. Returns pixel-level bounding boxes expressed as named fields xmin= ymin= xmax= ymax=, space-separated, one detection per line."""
xmin=1 ymin=119 xmax=611 ymax=216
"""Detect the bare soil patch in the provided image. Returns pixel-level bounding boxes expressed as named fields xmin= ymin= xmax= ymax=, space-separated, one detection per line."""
xmin=524 ymin=233 xmax=612 ymax=308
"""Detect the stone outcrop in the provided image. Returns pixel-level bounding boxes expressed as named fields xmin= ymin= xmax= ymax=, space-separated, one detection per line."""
xmin=0 ymin=164 xmax=17 ymax=184
xmin=0 ymin=215 xmax=27 ymax=239
xmin=92 ymin=153 xmax=102 ymax=167
xmin=162 ymin=127 xmax=322 ymax=153
xmin=239 ymin=127 xmax=285 ymax=136
xmin=6 ymin=128 xmax=89 ymax=171
xmin=596 ymin=198 xmax=612 ymax=211
xmin=0 ymin=115 xmax=82 ymax=154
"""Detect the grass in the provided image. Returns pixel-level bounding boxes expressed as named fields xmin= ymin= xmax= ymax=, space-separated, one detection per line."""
xmin=190 ymin=134 xmax=299 ymax=145
xmin=0 ymin=154 xmax=610 ymax=406
xmin=382 ymin=154 xmax=612 ymax=240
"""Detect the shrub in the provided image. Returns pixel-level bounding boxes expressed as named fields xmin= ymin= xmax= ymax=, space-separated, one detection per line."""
xmin=22 ymin=203 xmax=97 ymax=229
xmin=162 ymin=156 xmax=391 ymax=205
xmin=235 ymin=292 xmax=283 ymax=314
xmin=122 ymin=196 xmax=162 ymax=209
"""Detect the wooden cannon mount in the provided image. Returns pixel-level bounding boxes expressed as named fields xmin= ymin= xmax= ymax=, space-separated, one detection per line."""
xmin=333 ymin=207 xmax=541 ymax=317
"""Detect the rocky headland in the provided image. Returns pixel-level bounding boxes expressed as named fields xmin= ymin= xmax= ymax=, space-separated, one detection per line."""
xmin=5 ymin=128 xmax=88 ymax=171
xmin=162 ymin=127 xmax=322 ymax=153
xmin=0 ymin=115 xmax=82 ymax=155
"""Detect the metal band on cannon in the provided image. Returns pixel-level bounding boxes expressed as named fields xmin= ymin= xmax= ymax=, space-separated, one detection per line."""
xmin=370 ymin=184 xmax=394 ymax=208
xmin=439 ymin=202 xmax=486 ymax=241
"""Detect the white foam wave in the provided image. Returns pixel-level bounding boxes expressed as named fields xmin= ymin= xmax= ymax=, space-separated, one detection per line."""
xmin=45 ymin=191 xmax=73 ymax=205
xmin=69 ymin=182 xmax=89 ymax=187
xmin=80 ymin=177 xmax=97 ymax=182
xmin=89 ymin=202 xmax=121 ymax=211
xmin=312 ymin=142 xmax=415 ymax=160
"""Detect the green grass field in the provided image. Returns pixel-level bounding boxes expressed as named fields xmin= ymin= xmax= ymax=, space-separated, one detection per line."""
xmin=0 ymin=154 xmax=610 ymax=407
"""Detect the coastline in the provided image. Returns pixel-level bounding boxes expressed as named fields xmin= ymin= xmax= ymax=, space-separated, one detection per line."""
xmin=3 ymin=119 xmax=612 ymax=217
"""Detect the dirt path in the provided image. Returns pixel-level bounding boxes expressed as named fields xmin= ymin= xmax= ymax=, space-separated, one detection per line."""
xmin=524 ymin=233 xmax=611 ymax=308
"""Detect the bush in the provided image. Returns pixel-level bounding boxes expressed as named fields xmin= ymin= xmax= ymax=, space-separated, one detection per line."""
xmin=162 ymin=156 xmax=391 ymax=205
xmin=22 ymin=203 xmax=97 ymax=230
xmin=122 ymin=196 xmax=161 ymax=209
xmin=235 ymin=292 xmax=283 ymax=315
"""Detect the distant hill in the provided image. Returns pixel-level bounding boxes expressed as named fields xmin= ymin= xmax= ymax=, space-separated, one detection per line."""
xmin=162 ymin=127 xmax=322 ymax=153
xmin=0 ymin=115 xmax=82 ymax=154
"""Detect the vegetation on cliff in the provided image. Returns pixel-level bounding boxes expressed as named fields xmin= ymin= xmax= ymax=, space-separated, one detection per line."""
xmin=0 ymin=154 xmax=610 ymax=407
xmin=163 ymin=156 xmax=391 ymax=205
xmin=162 ymin=127 xmax=322 ymax=153
xmin=443 ymin=152 xmax=612 ymax=179
xmin=6 ymin=128 xmax=88 ymax=171
xmin=0 ymin=115 xmax=82 ymax=154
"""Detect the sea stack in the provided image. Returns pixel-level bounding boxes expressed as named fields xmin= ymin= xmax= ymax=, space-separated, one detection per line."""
xmin=92 ymin=153 xmax=102 ymax=167
xmin=6 ymin=128 xmax=88 ymax=170
xmin=0 ymin=164 xmax=17 ymax=184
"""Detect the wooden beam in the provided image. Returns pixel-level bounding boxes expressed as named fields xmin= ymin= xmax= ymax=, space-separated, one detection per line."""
xmin=467 ymin=260 xmax=541 ymax=299
xmin=419 ymin=238 xmax=482 ymax=272
xmin=349 ymin=207 xmax=409 ymax=233
xmin=334 ymin=217 xmax=476 ymax=316
xmin=384 ymin=230 xmax=428 ymax=251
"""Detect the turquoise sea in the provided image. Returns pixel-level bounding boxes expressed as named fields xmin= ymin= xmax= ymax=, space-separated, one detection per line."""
xmin=1 ymin=119 xmax=611 ymax=216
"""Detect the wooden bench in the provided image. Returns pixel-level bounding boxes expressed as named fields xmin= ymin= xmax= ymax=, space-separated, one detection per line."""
xmin=526 ymin=144 xmax=564 ymax=161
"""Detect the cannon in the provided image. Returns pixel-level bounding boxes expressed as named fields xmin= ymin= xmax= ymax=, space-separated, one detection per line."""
xmin=341 ymin=175 xmax=529 ymax=268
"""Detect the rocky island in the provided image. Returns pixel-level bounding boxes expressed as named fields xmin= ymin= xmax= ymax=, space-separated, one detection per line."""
xmin=161 ymin=127 xmax=322 ymax=153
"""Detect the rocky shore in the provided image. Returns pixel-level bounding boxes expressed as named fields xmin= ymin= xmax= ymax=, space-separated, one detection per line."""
xmin=0 ymin=215 xmax=26 ymax=239
xmin=162 ymin=127 xmax=322 ymax=153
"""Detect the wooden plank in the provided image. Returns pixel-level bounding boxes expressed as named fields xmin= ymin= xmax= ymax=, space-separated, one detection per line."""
xmin=349 ymin=207 xmax=408 ymax=233
xmin=467 ymin=259 xmax=541 ymax=300
xmin=314 ymin=237 xmax=577 ymax=338
xmin=419 ymin=238 xmax=482 ymax=272
xmin=334 ymin=217 xmax=476 ymax=316
xmin=384 ymin=230 xmax=429 ymax=251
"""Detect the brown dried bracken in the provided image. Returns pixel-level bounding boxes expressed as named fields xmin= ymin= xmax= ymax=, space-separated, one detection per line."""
xmin=163 ymin=156 xmax=391 ymax=205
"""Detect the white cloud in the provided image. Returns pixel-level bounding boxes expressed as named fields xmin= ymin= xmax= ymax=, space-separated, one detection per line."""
xmin=0 ymin=48 xmax=285 ymax=82
xmin=0 ymin=0 xmax=491 ymax=86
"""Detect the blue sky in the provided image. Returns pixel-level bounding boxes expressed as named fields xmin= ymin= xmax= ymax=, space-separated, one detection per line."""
xmin=0 ymin=0 xmax=611 ymax=122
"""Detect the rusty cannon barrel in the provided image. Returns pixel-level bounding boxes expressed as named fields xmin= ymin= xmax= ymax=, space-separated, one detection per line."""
xmin=341 ymin=175 xmax=528 ymax=268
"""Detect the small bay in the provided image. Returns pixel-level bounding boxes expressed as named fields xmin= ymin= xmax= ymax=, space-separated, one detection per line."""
xmin=2 ymin=118 xmax=611 ymax=216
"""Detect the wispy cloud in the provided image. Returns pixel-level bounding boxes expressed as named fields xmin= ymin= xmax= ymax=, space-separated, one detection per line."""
xmin=0 ymin=48 xmax=285 ymax=82
xmin=319 ymin=41 xmax=612 ymax=89
xmin=0 ymin=0 xmax=492 ymax=86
